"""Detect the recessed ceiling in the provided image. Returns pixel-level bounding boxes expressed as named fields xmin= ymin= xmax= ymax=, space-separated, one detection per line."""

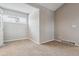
xmin=38 ymin=3 xmax=64 ymax=11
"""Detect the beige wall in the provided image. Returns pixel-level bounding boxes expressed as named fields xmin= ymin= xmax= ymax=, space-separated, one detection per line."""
xmin=55 ymin=3 xmax=79 ymax=44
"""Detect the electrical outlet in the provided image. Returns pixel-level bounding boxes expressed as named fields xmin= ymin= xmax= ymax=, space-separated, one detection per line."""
xmin=72 ymin=25 xmax=77 ymax=28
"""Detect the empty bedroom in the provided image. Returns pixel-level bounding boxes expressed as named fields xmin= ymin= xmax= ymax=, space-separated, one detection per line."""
xmin=0 ymin=3 xmax=79 ymax=56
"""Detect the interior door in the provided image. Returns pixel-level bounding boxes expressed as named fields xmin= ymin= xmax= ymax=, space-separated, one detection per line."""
xmin=0 ymin=8 xmax=4 ymax=46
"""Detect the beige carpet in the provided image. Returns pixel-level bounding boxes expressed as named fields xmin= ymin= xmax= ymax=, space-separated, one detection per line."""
xmin=0 ymin=39 xmax=79 ymax=56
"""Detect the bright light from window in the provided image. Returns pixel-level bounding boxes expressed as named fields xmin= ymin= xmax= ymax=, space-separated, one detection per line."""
xmin=3 ymin=14 xmax=27 ymax=24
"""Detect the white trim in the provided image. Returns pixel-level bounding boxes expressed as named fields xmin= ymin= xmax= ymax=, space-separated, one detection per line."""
xmin=74 ymin=42 xmax=79 ymax=46
xmin=4 ymin=37 xmax=54 ymax=45
xmin=4 ymin=37 xmax=30 ymax=42
xmin=29 ymin=38 xmax=40 ymax=45
xmin=40 ymin=39 xmax=54 ymax=44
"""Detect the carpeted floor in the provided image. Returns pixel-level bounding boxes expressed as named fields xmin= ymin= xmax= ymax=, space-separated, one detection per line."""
xmin=0 ymin=39 xmax=79 ymax=56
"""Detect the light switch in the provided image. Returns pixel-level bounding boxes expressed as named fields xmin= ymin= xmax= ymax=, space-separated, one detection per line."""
xmin=72 ymin=25 xmax=77 ymax=28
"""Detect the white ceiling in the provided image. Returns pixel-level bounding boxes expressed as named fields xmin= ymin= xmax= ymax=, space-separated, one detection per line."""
xmin=38 ymin=3 xmax=64 ymax=11
xmin=0 ymin=3 xmax=64 ymax=14
xmin=0 ymin=3 xmax=37 ymax=14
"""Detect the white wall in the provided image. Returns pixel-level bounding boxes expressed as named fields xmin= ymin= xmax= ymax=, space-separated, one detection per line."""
xmin=29 ymin=9 xmax=40 ymax=44
xmin=1 ymin=8 xmax=29 ymax=42
xmin=0 ymin=12 xmax=4 ymax=46
xmin=0 ymin=4 xmax=40 ymax=44
xmin=0 ymin=3 xmax=54 ymax=44
xmin=40 ymin=7 xmax=54 ymax=43
xmin=28 ymin=3 xmax=54 ymax=44
xmin=4 ymin=22 xmax=28 ymax=42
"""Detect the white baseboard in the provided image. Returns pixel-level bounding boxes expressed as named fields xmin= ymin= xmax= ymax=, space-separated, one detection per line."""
xmin=54 ymin=39 xmax=63 ymax=42
xmin=29 ymin=38 xmax=40 ymax=45
xmin=40 ymin=39 xmax=54 ymax=44
xmin=4 ymin=37 xmax=55 ymax=45
xmin=4 ymin=37 xmax=30 ymax=42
